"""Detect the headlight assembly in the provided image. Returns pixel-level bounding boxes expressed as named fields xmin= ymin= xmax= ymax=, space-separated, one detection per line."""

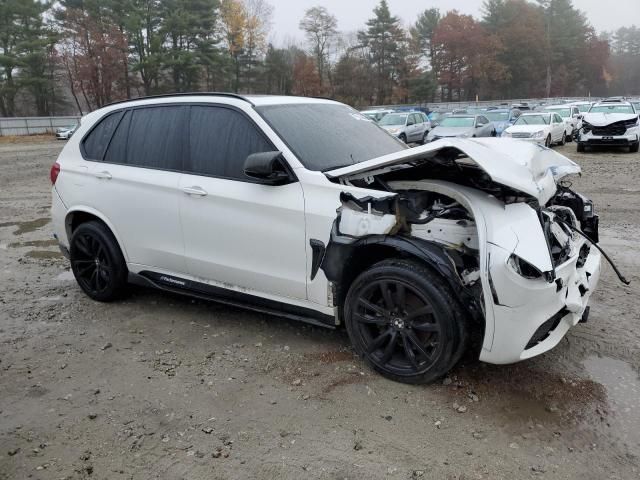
xmin=507 ymin=254 xmax=544 ymax=280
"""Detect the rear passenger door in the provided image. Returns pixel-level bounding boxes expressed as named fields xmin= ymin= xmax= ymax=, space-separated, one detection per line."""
xmin=179 ymin=105 xmax=308 ymax=300
xmin=81 ymin=105 xmax=188 ymax=275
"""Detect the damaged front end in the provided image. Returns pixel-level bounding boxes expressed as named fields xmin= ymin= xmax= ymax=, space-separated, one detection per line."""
xmin=319 ymin=139 xmax=621 ymax=365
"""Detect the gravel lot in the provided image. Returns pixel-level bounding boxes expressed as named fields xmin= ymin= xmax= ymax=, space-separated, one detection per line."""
xmin=1 ymin=139 xmax=639 ymax=479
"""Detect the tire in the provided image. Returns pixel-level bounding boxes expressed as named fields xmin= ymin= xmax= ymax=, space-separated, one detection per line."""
xmin=399 ymin=134 xmax=407 ymax=144
xmin=630 ymin=142 xmax=639 ymax=153
xmin=545 ymin=135 xmax=551 ymax=148
xmin=344 ymin=259 xmax=467 ymax=384
xmin=70 ymin=221 xmax=128 ymax=302
xmin=559 ymin=133 xmax=566 ymax=146
xmin=577 ymin=142 xmax=585 ymax=153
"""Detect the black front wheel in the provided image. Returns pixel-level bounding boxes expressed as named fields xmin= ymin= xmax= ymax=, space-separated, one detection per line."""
xmin=630 ymin=142 xmax=639 ymax=153
xmin=344 ymin=259 xmax=466 ymax=384
xmin=70 ymin=221 xmax=127 ymax=302
xmin=399 ymin=134 xmax=407 ymax=144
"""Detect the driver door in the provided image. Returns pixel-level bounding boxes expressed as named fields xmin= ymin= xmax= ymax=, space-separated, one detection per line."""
xmin=179 ymin=105 xmax=308 ymax=300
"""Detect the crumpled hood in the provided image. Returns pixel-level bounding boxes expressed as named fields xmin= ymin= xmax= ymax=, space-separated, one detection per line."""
xmin=430 ymin=126 xmax=474 ymax=137
xmin=582 ymin=112 xmax=638 ymax=127
xmin=325 ymin=138 xmax=581 ymax=205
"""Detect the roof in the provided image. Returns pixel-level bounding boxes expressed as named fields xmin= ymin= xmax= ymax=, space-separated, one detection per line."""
xmin=104 ymin=92 xmax=339 ymax=109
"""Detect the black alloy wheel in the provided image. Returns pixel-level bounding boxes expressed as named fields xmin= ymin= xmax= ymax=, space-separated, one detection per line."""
xmin=344 ymin=259 xmax=466 ymax=384
xmin=70 ymin=221 xmax=127 ymax=301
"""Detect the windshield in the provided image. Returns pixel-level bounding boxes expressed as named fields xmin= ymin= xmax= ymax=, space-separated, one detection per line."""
xmin=379 ymin=113 xmax=407 ymax=126
xmin=485 ymin=112 xmax=509 ymax=122
xmin=547 ymin=108 xmax=571 ymax=118
xmin=514 ymin=115 xmax=550 ymax=126
xmin=439 ymin=117 xmax=474 ymax=128
xmin=363 ymin=113 xmax=378 ymax=121
xmin=589 ymin=104 xmax=636 ymax=114
xmin=256 ymin=103 xmax=406 ymax=171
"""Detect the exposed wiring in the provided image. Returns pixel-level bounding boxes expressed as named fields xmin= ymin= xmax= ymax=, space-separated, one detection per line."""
xmin=555 ymin=218 xmax=630 ymax=286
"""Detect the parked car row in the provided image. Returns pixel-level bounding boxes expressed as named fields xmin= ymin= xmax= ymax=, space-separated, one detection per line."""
xmin=364 ymin=96 xmax=640 ymax=153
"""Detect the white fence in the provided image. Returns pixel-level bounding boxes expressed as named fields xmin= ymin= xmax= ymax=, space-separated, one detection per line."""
xmin=0 ymin=116 xmax=81 ymax=136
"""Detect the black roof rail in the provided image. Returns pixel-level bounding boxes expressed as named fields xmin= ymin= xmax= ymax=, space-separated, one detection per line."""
xmin=103 ymin=92 xmax=255 ymax=108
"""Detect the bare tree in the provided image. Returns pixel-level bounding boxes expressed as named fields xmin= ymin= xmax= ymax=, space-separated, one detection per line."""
xmin=299 ymin=6 xmax=338 ymax=92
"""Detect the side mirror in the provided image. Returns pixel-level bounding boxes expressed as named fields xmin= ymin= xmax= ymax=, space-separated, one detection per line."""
xmin=244 ymin=151 xmax=291 ymax=185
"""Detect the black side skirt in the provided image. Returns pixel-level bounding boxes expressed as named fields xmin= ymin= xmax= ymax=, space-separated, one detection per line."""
xmin=128 ymin=271 xmax=336 ymax=329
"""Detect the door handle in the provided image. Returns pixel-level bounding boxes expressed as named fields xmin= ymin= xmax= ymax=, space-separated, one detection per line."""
xmin=94 ymin=171 xmax=112 ymax=180
xmin=181 ymin=186 xmax=208 ymax=196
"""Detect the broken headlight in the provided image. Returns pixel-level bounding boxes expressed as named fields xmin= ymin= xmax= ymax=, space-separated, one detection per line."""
xmin=507 ymin=254 xmax=544 ymax=280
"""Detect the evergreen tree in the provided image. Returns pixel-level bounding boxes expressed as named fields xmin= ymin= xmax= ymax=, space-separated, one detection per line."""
xmin=357 ymin=0 xmax=405 ymax=104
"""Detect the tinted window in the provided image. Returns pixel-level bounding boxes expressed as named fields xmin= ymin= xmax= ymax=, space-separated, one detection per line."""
xmin=83 ymin=111 xmax=124 ymax=160
xmin=257 ymin=103 xmax=407 ymax=171
xmin=104 ymin=110 xmax=131 ymax=164
xmin=124 ymin=106 xmax=186 ymax=170
xmin=187 ymin=106 xmax=273 ymax=179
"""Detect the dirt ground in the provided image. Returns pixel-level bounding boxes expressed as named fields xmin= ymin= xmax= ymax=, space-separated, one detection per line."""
xmin=1 ymin=138 xmax=639 ymax=480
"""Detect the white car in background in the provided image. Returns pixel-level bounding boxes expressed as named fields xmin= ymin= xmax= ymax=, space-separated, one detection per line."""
xmin=55 ymin=124 xmax=78 ymax=140
xmin=544 ymin=105 xmax=581 ymax=139
xmin=577 ymin=100 xmax=640 ymax=153
xmin=378 ymin=111 xmax=431 ymax=144
xmin=50 ymin=93 xmax=608 ymax=384
xmin=361 ymin=109 xmax=394 ymax=123
xmin=502 ymin=112 xmax=568 ymax=147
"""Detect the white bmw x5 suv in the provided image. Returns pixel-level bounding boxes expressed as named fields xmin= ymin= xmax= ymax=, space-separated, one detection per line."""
xmin=51 ymin=93 xmax=606 ymax=384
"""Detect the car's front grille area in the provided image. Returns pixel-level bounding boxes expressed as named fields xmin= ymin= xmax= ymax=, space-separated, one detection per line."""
xmin=525 ymin=308 xmax=569 ymax=350
xmin=511 ymin=132 xmax=531 ymax=139
xmin=591 ymin=123 xmax=627 ymax=136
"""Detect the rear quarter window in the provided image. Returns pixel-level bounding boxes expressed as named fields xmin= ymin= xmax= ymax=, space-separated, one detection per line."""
xmin=82 ymin=111 xmax=124 ymax=160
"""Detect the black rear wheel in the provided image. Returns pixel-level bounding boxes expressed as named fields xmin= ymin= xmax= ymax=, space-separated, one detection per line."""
xmin=344 ymin=259 xmax=466 ymax=384
xmin=70 ymin=221 xmax=127 ymax=302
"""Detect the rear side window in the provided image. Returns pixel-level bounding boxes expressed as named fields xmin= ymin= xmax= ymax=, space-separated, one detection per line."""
xmin=187 ymin=106 xmax=273 ymax=179
xmin=104 ymin=110 xmax=131 ymax=164
xmin=124 ymin=106 xmax=187 ymax=170
xmin=82 ymin=111 xmax=124 ymax=160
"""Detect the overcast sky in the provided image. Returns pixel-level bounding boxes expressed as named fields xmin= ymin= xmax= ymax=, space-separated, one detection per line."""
xmin=269 ymin=0 xmax=640 ymax=45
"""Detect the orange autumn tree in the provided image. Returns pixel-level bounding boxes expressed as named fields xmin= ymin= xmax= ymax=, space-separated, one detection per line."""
xmin=432 ymin=11 xmax=507 ymax=102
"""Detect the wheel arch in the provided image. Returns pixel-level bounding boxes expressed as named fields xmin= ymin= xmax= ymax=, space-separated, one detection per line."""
xmin=321 ymin=232 xmax=484 ymax=330
xmin=65 ymin=207 xmax=129 ymax=262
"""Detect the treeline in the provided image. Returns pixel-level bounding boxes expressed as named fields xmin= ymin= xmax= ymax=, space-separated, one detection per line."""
xmin=0 ymin=0 xmax=639 ymax=116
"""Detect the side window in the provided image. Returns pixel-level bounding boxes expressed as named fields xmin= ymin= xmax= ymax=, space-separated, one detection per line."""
xmin=104 ymin=110 xmax=131 ymax=164
xmin=82 ymin=111 xmax=124 ymax=160
xmin=118 ymin=106 xmax=187 ymax=170
xmin=555 ymin=114 xmax=563 ymax=123
xmin=187 ymin=106 xmax=273 ymax=180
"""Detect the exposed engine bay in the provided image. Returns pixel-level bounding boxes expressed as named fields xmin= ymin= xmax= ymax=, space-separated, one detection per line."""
xmin=319 ymin=138 xmax=628 ymax=364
